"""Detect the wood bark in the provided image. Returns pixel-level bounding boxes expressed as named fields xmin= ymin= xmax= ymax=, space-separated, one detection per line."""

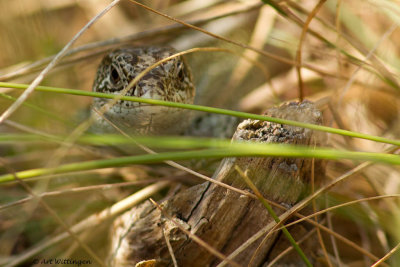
xmin=109 ymin=101 xmax=326 ymax=267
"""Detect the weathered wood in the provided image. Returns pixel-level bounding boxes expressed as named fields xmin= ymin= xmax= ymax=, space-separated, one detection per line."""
xmin=109 ymin=101 xmax=325 ymax=267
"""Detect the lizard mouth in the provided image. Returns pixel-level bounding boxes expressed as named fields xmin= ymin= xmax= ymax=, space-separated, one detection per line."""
xmin=94 ymin=99 xmax=168 ymax=111
xmin=91 ymin=101 xmax=188 ymax=135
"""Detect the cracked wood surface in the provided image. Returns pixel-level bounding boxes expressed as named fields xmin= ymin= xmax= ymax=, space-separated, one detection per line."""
xmin=109 ymin=100 xmax=325 ymax=267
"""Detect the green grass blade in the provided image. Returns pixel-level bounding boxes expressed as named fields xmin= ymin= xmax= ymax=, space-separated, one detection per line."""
xmin=1 ymin=143 xmax=400 ymax=184
xmin=2 ymin=82 xmax=400 ymax=147
xmin=235 ymin=166 xmax=312 ymax=267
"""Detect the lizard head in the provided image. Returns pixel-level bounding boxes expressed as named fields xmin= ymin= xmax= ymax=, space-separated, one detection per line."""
xmin=91 ymin=46 xmax=195 ymax=134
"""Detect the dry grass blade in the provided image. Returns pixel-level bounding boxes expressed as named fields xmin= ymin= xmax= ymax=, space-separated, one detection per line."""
xmin=0 ymin=179 xmax=163 ymax=211
xmin=233 ymin=166 xmax=311 ymax=267
xmin=162 ymin=222 xmax=178 ymax=267
xmin=0 ymin=0 xmax=122 ymax=124
xmin=217 ymin=5 xmax=276 ymax=107
xmin=269 ymin=147 xmax=400 ymax=233
xmin=3 ymin=181 xmax=171 ymax=267
xmin=0 ymin=159 xmax=106 ymax=267
xmin=283 ymin=194 xmax=400 ymax=229
xmin=92 ymin=106 xmax=260 ymax=207
xmin=218 ymin=148 xmax=399 ymax=267
xmin=338 ymin=22 xmax=399 ymax=105
xmin=265 ymin=228 xmax=319 ymax=267
xmin=217 ymin=201 xmax=383 ymax=266
xmin=0 ymin=2 xmax=262 ymax=82
xmin=126 ymin=0 xmax=345 ymax=80
xmin=149 ymin=199 xmax=242 ymax=267
xmin=371 ymin=242 xmax=400 ymax=267
xmin=286 ymin=0 xmax=400 ymax=89
xmin=296 ymin=0 xmax=327 ymax=101
xmin=2 ymin=1 xmax=400 ymax=266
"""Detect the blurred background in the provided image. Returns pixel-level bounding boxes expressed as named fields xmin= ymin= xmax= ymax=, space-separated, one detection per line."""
xmin=1 ymin=0 xmax=400 ymax=266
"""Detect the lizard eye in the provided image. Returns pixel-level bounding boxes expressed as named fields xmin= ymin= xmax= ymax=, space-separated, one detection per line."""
xmin=110 ymin=67 xmax=120 ymax=84
xmin=177 ymin=63 xmax=186 ymax=82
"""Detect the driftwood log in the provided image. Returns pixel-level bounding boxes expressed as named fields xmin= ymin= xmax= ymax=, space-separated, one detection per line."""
xmin=109 ymin=101 xmax=325 ymax=267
